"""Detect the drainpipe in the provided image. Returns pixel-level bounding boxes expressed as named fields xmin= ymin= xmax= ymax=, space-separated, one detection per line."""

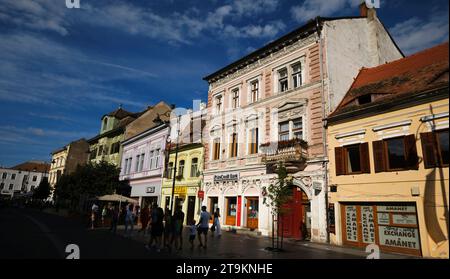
xmin=316 ymin=17 xmax=330 ymax=244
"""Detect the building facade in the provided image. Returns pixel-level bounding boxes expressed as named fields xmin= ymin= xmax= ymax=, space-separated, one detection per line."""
xmin=88 ymin=107 xmax=140 ymax=166
xmin=327 ymin=43 xmax=449 ymax=258
xmin=119 ymin=102 xmax=173 ymax=207
xmin=202 ymin=4 xmax=403 ymax=241
xmin=49 ymin=138 xmax=89 ymax=188
xmin=0 ymin=161 xmax=49 ymax=198
xmin=161 ymin=104 xmax=207 ymax=225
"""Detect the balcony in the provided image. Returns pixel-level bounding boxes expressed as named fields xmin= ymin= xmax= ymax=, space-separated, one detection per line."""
xmin=260 ymin=138 xmax=308 ymax=173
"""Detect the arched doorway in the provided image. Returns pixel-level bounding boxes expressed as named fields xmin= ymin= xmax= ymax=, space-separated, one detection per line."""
xmin=279 ymin=186 xmax=311 ymax=240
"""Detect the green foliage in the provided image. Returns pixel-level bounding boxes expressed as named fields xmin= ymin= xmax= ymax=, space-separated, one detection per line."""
xmin=33 ymin=178 xmax=51 ymax=200
xmin=263 ymin=162 xmax=293 ymax=216
xmin=53 ymin=161 xmax=124 ymax=208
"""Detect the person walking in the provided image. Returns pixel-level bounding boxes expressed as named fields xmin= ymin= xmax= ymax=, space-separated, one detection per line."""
xmin=139 ymin=205 xmax=150 ymax=235
xmin=110 ymin=205 xmax=119 ymax=234
xmin=124 ymin=204 xmax=135 ymax=237
xmin=163 ymin=208 xmax=173 ymax=250
xmin=172 ymin=206 xmax=185 ymax=251
xmin=213 ymin=208 xmax=222 ymax=238
xmin=101 ymin=206 xmax=108 ymax=227
xmin=197 ymin=206 xmax=211 ymax=249
xmin=189 ymin=219 xmax=197 ymax=250
xmin=90 ymin=203 xmax=99 ymax=230
xmin=146 ymin=204 xmax=164 ymax=252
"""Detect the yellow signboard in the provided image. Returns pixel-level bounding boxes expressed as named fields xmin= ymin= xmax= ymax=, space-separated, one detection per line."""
xmin=174 ymin=186 xmax=187 ymax=195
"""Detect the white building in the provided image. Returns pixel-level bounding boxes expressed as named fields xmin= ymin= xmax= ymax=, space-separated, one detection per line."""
xmin=0 ymin=161 xmax=49 ymax=198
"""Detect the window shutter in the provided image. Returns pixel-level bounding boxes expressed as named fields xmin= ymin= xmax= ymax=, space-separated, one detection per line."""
xmin=421 ymin=132 xmax=437 ymax=169
xmin=372 ymin=140 xmax=386 ymax=173
xmin=334 ymin=147 xmax=345 ymax=176
xmin=360 ymin=143 xmax=371 ymax=174
xmin=405 ymin=134 xmax=419 ymax=170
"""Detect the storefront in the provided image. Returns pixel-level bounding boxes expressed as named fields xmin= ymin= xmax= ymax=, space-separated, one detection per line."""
xmin=341 ymin=203 xmax=422 ymax=256
xmin=131 ymin=182 xmax=162 ymax=208
xmin=161 ymin=185 xmax=201 ymax=225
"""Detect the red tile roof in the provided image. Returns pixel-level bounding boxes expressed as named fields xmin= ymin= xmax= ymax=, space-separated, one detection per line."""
xmin=329 ymin=42 xmax=449 ymax=118
xmin=11 ymin=161 xmax=50 ymax=173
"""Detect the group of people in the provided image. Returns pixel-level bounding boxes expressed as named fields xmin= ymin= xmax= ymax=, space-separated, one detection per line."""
xmin=90 ymin=202 xmax=223 ymax=252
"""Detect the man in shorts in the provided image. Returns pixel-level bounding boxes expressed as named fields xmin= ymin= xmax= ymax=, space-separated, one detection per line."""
xmin=197 ymin=206 xmax=211 ymax=249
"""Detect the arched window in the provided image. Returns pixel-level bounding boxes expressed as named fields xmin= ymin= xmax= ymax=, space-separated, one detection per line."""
xmin=103 ymin=117 xmax=108 ymax=131
xmin=178 ymin=160 xmax=185 ymax=179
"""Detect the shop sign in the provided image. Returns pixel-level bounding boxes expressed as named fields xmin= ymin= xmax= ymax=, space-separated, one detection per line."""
xmin=377 ymin=205 xmax=416 ymax=213
xmin=377 ymin=212 xmax=390 ymax=225
xmin=214 ymin=173 xmax=239 ymax=182
xmin=146 ymin=187 xmax=155 ymax=193
xmin=392 ymin=214 xmax=417 ymax=225
xmin=197 ymin=191 xmax=204 ymax=199
xmin=345 ymin=206 xmax=358 ymax=241
xmin=361 ymin=206 xmax=375 ymax=244
xmin=378 ymin=226 xmax=420 ymax=250
xmin=174 ymin=186 xmax=187 ymax=195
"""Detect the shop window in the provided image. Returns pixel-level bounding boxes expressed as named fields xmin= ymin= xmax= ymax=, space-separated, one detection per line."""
xmin=372 ymin=135 xmax=418 ymax=172
xmin=421 ymin=129 xmax=449 ymax=168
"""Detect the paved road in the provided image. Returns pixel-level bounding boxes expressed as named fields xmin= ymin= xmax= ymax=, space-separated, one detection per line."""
xmin=0 ymin=207 xmax=415 ymax=259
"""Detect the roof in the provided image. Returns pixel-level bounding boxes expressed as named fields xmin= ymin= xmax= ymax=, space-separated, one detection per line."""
xmin=11 ymin=161 xmax=50 ymax=173
xmin=103 ymin=107 xmax=137 ymax=120
xmin=328 ymin=42 xmax=449 ymax=121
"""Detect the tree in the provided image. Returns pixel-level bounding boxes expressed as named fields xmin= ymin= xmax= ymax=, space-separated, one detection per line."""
xmin=263 ymin=162 xmax=293 ymax=251
xmin=53 ymin=161 xmax=124 ymax=211
xmin=33 ymin=177 xmax=51 ymax=201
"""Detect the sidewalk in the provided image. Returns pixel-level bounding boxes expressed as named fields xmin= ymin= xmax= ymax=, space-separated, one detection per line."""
xmin=104 ymin=224 xmax=419 ymax=259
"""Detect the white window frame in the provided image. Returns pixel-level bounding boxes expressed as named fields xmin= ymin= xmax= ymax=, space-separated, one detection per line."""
xmin=231 ymin=88 xmax=240 ymax=109
xmin=213 ymin=93 xmax=224 ymax=115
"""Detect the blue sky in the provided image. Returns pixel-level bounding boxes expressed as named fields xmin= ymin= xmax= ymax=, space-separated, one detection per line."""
xmin=0 ymin=0 xmax=448 ymax=167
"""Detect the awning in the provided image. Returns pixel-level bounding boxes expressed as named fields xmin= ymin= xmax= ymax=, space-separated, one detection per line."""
xmin=95 ymin=194 xmax=138 ymax=204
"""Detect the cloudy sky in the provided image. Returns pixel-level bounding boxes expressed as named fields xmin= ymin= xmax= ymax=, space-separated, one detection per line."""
xmin=0 ymin=0 xmax=448 ymax=167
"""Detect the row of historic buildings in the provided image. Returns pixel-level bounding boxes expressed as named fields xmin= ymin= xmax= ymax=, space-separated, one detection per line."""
xmin=45 ymin=4 xmax=448 ymax=258
xmin=1 ymin=161 xmax=50 ymax=198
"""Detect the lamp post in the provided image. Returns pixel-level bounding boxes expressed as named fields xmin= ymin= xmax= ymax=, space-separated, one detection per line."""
xmin=170 ymin=114 xmax=182 ymax=213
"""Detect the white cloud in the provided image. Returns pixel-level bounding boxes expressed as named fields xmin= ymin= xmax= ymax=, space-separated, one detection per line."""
xmin=233 ymin=0 xmax=279 ymax=16
xmin=291 ymin=0 xmax=360 ymax=22
xmin=224 ymin=21 xmax=286 ymax=39
xmin=390 ymin=10 xmax=449 ymax=55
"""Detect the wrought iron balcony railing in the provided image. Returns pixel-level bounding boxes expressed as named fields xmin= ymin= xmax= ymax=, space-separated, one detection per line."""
xmin=260 ymin=138 xmax=308 ymax=163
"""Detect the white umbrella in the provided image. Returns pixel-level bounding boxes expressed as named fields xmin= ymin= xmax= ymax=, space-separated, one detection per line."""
xmin=97 ymin=194 xmax=138 ymax=204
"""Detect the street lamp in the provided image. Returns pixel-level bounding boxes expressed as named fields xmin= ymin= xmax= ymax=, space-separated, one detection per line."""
xmin=170 ymin=114 xmax=182 ymax=214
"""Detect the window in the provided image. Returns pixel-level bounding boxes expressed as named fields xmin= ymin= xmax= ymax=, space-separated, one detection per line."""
xmin=103 ymin=118 xmax=108 ymax=131
xmin=251 ymin=80 xmax=259 ymax=103
xmin=154 ymin=149 xmax=161 ymax=169
xmin=232 ymin=89 xmax=240 ymax=109
xmin=97 ymin=145 xmax=104 ymax=156
xmin=9 ymin=184 xmax=13 ymax=190
xmin=372 ymin=135 xmax=418 ymax=172
xmin=110 ymin=142 xmax=120 ymax=154
xmin=357 ymin=95 xmax=372 ymax=105
xmin=293 ymin=118 xmax=303 ymax=139
xmin=1 ymin=173 xmax=6 ymax=179
xmin=139 ymin=153 xmax=145 ymax=171
xmin=178 ymin=160 xmax=185 ymax=178
xmin=215 ymin=95 xmax=223 ymax=113
xmin=292 ymin=63 xmax=302 ymax=88
xmin=191 ymin=158 xmax=199 ymax=177
xmin=11 ymin=174 xmax=16 ymax=180
xmin=167 ymin=162 xmax=174 ymax=179
xmin=149 ymin=151 xmax=154 ymax=169
xmin=135 ymin=155 xmax=141 ymax=172
xmin=213 ymin=138 xmax=221 ymax=160
xmin=421 ymin=129 xmax=449 ymax=168
xmin=124 ymin=159 xmax=128 ymax=174
xmin=249 ymin=128 xmax=259 ymax=154
xmin=230 ymin=133 xmax=238 ymax=158
xmin=278 ymin=68 xmax=288 ymax=92
xmin=279 ymin=121 xmax=290 ymax=141
xmin=0 ymin=183 xmax=4 ymax=190
xmin=90 ymin=149 xmax=97 ymax=160
xmin=30 ymin=186 xmax=35 ymax=191
xmin=335 ymin=143 xmax=370 ymax=175
xmin=32 ymin=176 xmax=37 ymax=182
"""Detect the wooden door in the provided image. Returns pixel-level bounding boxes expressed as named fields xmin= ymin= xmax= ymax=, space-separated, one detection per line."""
xmin=246 ymin=197 xmax=259 ymax=229
xmin=279 ymin=188 xmax=302 ymax=239
xmin=186 ymin=196 xmax=196 ymax=225
xmin=225 ymin=197 xmax=237 ymax=226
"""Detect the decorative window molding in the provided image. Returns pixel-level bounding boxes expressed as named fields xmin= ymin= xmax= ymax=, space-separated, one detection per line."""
xmin=335 ymin=129 xmax=366 ymax=139
xmin=420 ymin=112 xmax=449 ymax=122
xmin=372 ymin=120 xmax=412 ymax=132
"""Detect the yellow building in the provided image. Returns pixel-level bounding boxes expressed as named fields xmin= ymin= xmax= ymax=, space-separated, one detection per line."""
xmin=49 ymin=147 xmax=68 ymax=188
xmin=326 ymin=43 xmax=449 ymax=258
xmin=161 ymin=143 xmax=204 ymax=225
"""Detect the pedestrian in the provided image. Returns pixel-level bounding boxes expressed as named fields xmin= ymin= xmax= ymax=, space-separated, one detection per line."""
xmin=163 ymin=208 xmax=173 ymax=249
xmin=91 ymin=203 xmax=99 ymax=229
xmin=146 ymin=203 xmax=164 ymax=252
xmin=139 ymin=205 xmax=150 ymax=235
xmin=172 ymin=206 xmax=185 ymax=251
xmin=189 ymin=219 xmax=197 ymax=250
xmin=110 ymin=205 xmax=119 ymax=234
xmin=213 ymin=208 xmax=222 ymax=238
xmin=124 ymin=204 xmax=135 ymax=237
xmin=197 ymin=206 xmax=211 ymax=249
xmin=101 ymin=206 xmax=108 ymax=227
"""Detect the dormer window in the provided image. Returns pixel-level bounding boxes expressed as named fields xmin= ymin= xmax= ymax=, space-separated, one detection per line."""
xmin=357 ymin=94 xmax=372 ymax=105
xmin=103 ymin=118 xmax=108 ymax=131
